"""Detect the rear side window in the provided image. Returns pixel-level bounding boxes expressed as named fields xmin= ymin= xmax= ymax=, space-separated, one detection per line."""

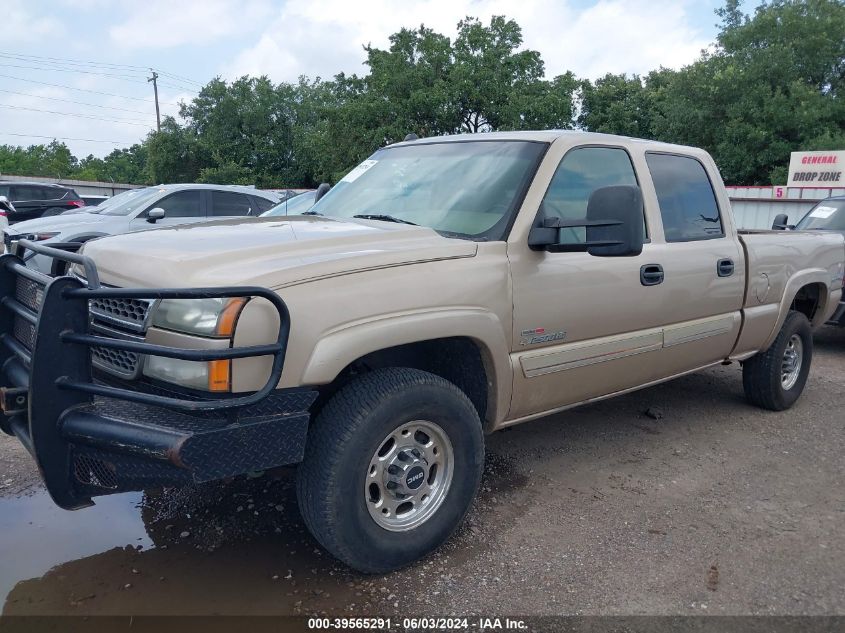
xmin=210 ymin=191 xmax=253 ymax=216
xmin=252 ymin=196 xmax=275 ymax=213
xmin=646 ymin=153 xmax=724 ymax=242
xmin=0 ymin=185 xmax=9 ymax=197
xmin=42 ymin=187 xmax=65 ymax=201
xmin=541 ymin=146 xmax=641 ymax=243
xmin=13 ymin=185 xmax=41 ymax=200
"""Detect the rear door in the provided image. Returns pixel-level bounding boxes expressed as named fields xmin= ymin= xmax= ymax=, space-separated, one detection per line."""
xmin=640 ymin=152 xmax=744 ymax=379
xmin=129 ymin=190 xmax=206 ymax=231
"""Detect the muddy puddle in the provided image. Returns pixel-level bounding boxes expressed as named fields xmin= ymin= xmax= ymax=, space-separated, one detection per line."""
xmin=0 ymin=452 xmax=531 ymax=615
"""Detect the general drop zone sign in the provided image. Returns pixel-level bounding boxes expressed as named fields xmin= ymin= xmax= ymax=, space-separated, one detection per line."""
xmin=786 ymin=150 xmax=845 ymax=186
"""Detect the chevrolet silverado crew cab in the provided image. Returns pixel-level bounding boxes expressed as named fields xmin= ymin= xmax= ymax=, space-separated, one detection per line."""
xmin=1 ymin=132 xmax=843 ymax=574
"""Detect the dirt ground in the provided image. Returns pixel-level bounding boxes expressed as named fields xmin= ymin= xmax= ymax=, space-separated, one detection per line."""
xmin=0 ymin=325 xmax=843 ymax=617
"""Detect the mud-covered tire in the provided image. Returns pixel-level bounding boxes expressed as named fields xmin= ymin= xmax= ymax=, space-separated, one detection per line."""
xmin=296 ymin=368 xmax=484 ymax=573
xmin=743 ymin=311 xmax=812 ymax=411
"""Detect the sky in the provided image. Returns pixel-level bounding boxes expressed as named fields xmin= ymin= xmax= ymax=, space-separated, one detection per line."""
xmin=1 ymin=0 xmax=739 ymax=159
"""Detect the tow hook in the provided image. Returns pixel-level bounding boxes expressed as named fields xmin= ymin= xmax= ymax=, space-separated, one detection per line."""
xmin=0 ymin=387 xmax=28 ymax=416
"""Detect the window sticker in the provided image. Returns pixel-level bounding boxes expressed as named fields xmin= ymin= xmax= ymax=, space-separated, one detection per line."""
xmin=340 ymin=160 xmax=378 ymax=183
xmin=809 ymin=206 xmax=837 ymax=219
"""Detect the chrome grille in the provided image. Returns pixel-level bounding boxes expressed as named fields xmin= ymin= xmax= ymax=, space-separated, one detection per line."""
xmin=15 ymin=276 xmax=43 ymax=311
xmin=89 ymin=296 xmax=154 ymax=332
xmin=13 ymin=316 xmax=36 ymax=350
xmin=91 ymin=345 xmax=140 ymax=379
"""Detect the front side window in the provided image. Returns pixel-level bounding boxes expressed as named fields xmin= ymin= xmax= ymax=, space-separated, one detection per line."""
xmin=646 ymin=153 xmax=724 ymax=242
xmin=795 ymin=199 xmax=845 ymax=231
xmin=149 ymin=190 xmax=203 ymax=218
xmin=311 ymin=141 xmax=547 ymax=240
xmin=540 ymin=146 xmax=640 ymax=244
xmin=210 ymin=191 xmax=253 ymax=216
xmin=100 ymin=188 xmax=162 ymax=216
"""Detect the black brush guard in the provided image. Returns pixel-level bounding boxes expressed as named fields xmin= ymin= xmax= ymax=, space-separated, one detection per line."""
xmin=0 ymin=240 xmax=316 ymax=509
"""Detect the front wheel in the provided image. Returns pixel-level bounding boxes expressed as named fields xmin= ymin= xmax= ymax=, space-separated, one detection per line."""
xmin=743 ymin=310 xmax=813 ymax=411
xmin=296 ymin=368 xmax=484 ymax=573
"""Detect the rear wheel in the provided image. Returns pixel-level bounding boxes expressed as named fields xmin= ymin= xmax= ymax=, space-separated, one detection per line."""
xmin=296 ymin=368 xmax=484 ymax=573
xmin=743 ymin=311 xmax=812 ymax=411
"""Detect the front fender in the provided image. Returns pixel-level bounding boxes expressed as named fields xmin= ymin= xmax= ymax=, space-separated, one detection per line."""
xmin=300 ymin=308 xmax=512 ymax=426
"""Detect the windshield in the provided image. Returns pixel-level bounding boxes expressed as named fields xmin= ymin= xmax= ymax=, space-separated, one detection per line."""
xmin=311 ymin=140 xmax=547 ymax=240
xmin=97 ymin=187 xmax=163 ymax=216
xmin=261 ymin=191 xmax=317 ymax=217
xmin=795 ymin=199 xmax=845 ymax=231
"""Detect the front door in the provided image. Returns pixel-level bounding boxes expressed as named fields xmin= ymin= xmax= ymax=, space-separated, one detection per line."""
xmin=508 ymin=145 xmax=668 ymax=420
xmin=130 ymin=190 xmax=206 ymax=231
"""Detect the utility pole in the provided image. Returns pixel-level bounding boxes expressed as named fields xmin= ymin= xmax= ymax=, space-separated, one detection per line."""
xmin=148 ymin=70 xmax=161 ymax=133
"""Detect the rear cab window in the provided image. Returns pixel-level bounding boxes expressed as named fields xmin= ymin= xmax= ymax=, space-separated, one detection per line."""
xmin=646 ymin=153 xmax=724 ymax=242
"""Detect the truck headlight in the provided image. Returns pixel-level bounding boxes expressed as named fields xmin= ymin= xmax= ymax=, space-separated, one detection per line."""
xmin=151 ymin=297 xmax=247 ymax=337
xmin=144 ymin=297 xmax=248 ymax=392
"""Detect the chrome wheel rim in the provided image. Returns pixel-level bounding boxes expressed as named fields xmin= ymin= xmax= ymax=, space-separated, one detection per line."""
xmin=365 ymin=420 xmax=454 ymax=532
xmin=781 ymin=334 xmax=803 ymax=390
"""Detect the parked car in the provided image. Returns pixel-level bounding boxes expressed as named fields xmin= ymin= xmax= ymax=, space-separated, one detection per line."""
xmin=80 ymin=195 xmax=110 ymax=207
xmin=2 ymin=183 xmax=281 ymax=273
xmin=773 ymin=196 xmax=845 ymax=325
xmin=260 ymin=190 xmax=317 ymax=216
xmin=0 ymin=195 xmax=14 ymax=230
xmin=0 ymin=132 xmax=842 ymax=574
xmin=0 ymin=181 xmax=84 ymax=222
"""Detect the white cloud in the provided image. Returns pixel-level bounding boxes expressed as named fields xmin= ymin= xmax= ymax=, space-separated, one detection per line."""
xmin=108 ymin=0 xmax=274 ymax=49
xmin=3 ymin=0 xmax=62 ymax=44
xmin=221 ymin=0 xmax=710 ymax=82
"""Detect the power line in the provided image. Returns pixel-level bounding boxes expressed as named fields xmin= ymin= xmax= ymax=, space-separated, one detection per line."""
xmin=0 ymin=74 xmax=183 ymax=107
xmin=0 ymin=104 xmax=153 ymax=127
xmin=0 ymin=63 xmax=153 ymax=84
xmin=0 ymin=51 xmax=204 ymax=90
xmin=4 ymin=89 xmax=153 ymax=115
xmin=0 ymin=50 xmax=206 ymax=86
xmin=0 ymin=50 xmax=152 ymax=72
xmin=0 ymin=132 xmax=139 ymax=145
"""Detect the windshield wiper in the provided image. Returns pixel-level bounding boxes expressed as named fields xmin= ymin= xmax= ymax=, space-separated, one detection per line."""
xmin=352 ymin=214 xmax=417 ymax=226
xmin=302 ymin=209 xmax=323 ymax=216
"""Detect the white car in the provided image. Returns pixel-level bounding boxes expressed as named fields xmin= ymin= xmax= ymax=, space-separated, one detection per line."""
xmin=3 ymin=184 xmax=280 ymax=273
xmin=0 ymin=195 xmax=12 ymax=230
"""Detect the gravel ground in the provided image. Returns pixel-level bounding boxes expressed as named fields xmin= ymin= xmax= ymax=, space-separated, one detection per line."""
xmin=0 ymin=325 xmax=843 ymax=616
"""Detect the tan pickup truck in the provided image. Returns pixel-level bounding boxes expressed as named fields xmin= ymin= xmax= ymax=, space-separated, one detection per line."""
xmin=1 ymin=131 xmax=843 ymax=573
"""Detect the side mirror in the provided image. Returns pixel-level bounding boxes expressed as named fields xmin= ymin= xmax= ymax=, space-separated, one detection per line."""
xmin=771 ymin=213 xmax=790 ymax=230
xmin=528 ymin=185 xmax=645 ymax=257
xmin=147 ymin=208 xmax=166 ymax=223
xmin=314 ymin=183 xmax=331 ymax=203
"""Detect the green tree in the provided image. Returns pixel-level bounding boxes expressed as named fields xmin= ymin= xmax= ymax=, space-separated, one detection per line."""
xmin=578 ymin=73 xmax=655 ymax=138
xmin=145 ymin=117 xmax=203 ymax=183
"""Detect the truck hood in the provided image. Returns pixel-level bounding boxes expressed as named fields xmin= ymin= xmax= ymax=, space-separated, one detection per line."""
xmin=80 ymin=216 xmax=478 ymax=288
xmin=6 ymin=212 xmax=107 ymax=234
